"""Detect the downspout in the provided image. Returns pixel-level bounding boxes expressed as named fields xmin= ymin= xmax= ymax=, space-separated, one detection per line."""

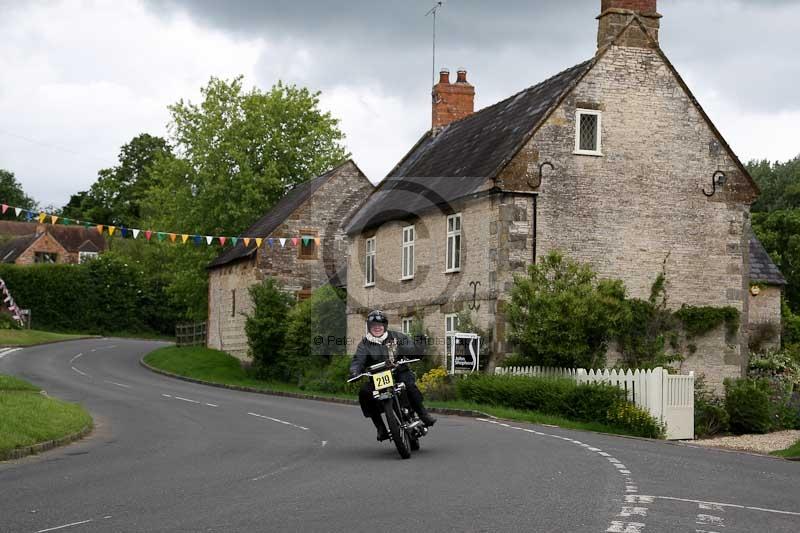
xmin=532 ymin=195 xmax=537 ymax=264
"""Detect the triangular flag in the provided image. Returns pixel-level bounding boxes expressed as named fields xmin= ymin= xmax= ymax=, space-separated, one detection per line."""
xmin=1 ymin=204 xmax=7 ymax=214
xmin=267 ymin=238 xmax=274 ymax=248
xmin=279 ymin=238 xmax=286 ymax=247
xmin=302 ymin=236 xmax=311 ymax=246
xmin=50 ymin=215 xmax=59 ymax=224
xmin=255 ymin=238 xmax=263 ymax=248
xmin=313 ymin=237 xmax=320 ymax=245
xmin=83 ymin=221 xmax=91 ymax=228
xmin=145 ymin=230 xmax=152 ymax=241
xmin=119 ymin=227 xmax=127 ymax=238
xmin=231 ymin=237 xmax=238 ymax=246
xmin=158 ymin=232 xmax=167 ymax=242
xmin=181 ymin=234 xmax=189 ymax=244
xmin=219 ymin=236 xmax=227 ymax=246
xmin=133 ymin=229 xmax=140 ymax=239
xmin=205 ymin=236 xmax=213 ymax=245
xmin=169 ymin=233 xmax=177 ymax=242
xmin=62 ymin=218 xmax=71 ymax=225
xmin=97 ymin=224 xmax=104 ymax=234
xmin=14 ymin=207 xmax=21 ymax=217
xmin=291 ymin=237 xmax=298 ymax=246
xmin=108 ymin=226 xmax=116 ymax=236
xmin=193 ymin=235 xmax=202 ymax=246
xmin=38 ymin=213 xmax=46 ymax=223
xmin=243 ymin=238 xmax=251 ymax=247
xmin=26 ymin=212 xmax=34 ymax=221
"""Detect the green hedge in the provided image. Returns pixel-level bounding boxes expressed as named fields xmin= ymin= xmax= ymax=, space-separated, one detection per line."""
xmin=0 ymin=255 xmax=176 ymax=334
xmin=455 ymin=374 xmax=664 ymax=438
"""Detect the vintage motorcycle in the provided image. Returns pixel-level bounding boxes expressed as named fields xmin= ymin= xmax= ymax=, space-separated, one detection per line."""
xmin=347 ymin=357 xmax=429 ymax=459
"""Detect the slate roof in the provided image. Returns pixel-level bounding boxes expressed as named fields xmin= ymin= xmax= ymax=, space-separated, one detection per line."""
xmin=0 ymin=235 xmax=40 ymax=263
xmin=391 ymin=59 xmax=593 ymax=179
xmin=0 ymin=221 xmax=106 ymax=260
xmin=750 ymin=236 xmax=786 ymax=286
xmin=208 ymin=162 xmax=348 ymax=269
xmin=346 ymin=60 xmax=594 ymax=235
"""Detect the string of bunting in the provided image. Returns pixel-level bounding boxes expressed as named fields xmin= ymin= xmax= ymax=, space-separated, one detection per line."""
xmin=0 ymin=202 xmax=321 ymax=250
xmin=0 ymin=277 xmax=24 ymax=324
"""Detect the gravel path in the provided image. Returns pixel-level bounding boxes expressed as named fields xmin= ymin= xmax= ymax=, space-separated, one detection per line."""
xmin=686 ymin=430 xmax=800 ymax=454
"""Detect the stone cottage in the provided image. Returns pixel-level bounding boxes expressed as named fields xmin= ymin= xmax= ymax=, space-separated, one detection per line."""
xmin=344 ymin=0 xmax=784 ymax=389
xmin=0 ymin=221 xmax=106 ymax=264
xmin=207 ymin=160 xmax=373 ymax=359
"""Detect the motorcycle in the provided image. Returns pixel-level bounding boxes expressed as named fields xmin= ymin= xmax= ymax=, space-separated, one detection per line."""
xmin=347 ymin=357 xmax=429 ymax=459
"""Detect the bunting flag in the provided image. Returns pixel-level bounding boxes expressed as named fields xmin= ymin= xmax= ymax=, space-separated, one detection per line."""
xmin=38 ymin=213 xmax=46 ymax=223
xmin=279 ymin=238 xmax=286 ymax=247
xmin=267 ymin=238 xmax=274 ymax=248
xmin=1 ymin=205 xmax=7 ymax=214
xmin=97 ymin=224 xmax=104 ymax=234
xmin=255 ymin=238 xmax=263 ymax=248
xmin=193 ymin=235 xmax=202 ymax=246
xmin=181 ymin=234 xmax=189 ymax=244
xmin=219 ymin=236 xmax=227 ymax=246
xmin=169 ymin=233 xmax=177 ymax=243
xmin=302 ymin=236 xmax=311 ymax=246
xmin=243 ymin=238 xmax=251 ymax=247
xmin=145 ymin=230 xmax=152 ymax=241
xmin=158 ymin=232 xmax=167 ymax=242
xmin=108 ymin=226 xmax=116 ymax=237
xmin=50 ymin=215 xmax=59 ymax=225
xmin=133 ymin=229 xmax=140 ymax=239
xmin=291 ymin=237 xmax=298 ymax=247
xmin=62 ymin=218 xmax=71 ymax=225
xmin=14 ymin=207 xmax=21 ymax=217
xmin=205 ymin=236 xmax=213 ymax=245
xmin=314 ymin=237 xmax=321 ymax=246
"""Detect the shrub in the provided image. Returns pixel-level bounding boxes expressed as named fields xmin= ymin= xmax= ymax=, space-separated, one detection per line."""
xmin=244 ymin=279 xmax=295 ymax=379
xmin=561 ymin=383 xmax=626 ymax=423
xmin=456 ymin=374 xmax=574 ymax=414
xmin=418 ymin=367 xmax=457 ymax=401
xmin=694 ymin=374 xmax=729 ymax=438
xmin=299 ymin=354 xmax=359 ymax=395
xmin=606 ymin=402 xmax=666 ymax=439
xmin=724 ymin=378 xmax=773 ymax=434
xmin=0 ymin=313 xmax=22 ymax=330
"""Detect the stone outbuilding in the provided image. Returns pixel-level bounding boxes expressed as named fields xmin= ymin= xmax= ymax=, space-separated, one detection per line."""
xmin=344 ymin=0 xmax=784 ymax=389
xmin=207 ymin=160 xmax=373 ymax=360
xmin=0 ymin=221 xmax=106 ymax=265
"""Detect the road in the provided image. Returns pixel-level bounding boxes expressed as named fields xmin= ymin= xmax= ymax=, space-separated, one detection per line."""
xmin=1 ymin=338 xmax=798 ymax=532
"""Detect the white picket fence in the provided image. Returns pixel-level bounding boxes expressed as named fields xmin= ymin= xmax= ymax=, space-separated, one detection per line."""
xmin=494 ymin=366 xmax=694 ymax=440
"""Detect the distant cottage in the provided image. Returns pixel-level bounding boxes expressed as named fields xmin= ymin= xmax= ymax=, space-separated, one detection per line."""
xmin=344 ymin=0 xmax=785 ymax=389
xmin=0 ymin=221 xmax=106 ymax=265
xmin=207 ymin=160 xmax=373 ymax=359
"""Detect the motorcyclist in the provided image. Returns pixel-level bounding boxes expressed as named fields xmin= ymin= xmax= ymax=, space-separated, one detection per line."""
xmin=350 ymin=310 xmax=436 ymax=441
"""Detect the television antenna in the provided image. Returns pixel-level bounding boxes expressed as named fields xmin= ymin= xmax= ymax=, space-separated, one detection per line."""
xmin=425 ymin=1 xmax=445 ymax=89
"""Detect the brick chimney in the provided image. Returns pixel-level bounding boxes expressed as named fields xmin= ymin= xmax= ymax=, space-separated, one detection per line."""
xmin=431 ymin=68 xmax=474 ymax=132
xmin=597 ymin=0 xmax=661 ymax=51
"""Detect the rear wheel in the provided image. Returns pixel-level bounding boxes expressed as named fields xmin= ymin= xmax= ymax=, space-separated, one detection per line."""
xmin=384 ymin=399 xmax=411 ymax=459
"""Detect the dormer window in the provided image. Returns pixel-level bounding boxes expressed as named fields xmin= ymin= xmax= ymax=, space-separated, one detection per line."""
xmin=575 ymin=109 xmax=602 ymax=156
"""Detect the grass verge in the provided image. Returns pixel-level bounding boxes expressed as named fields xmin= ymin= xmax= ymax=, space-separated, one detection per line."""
xmin=0 ymin=329 xmax=92 ymax=347
xmin=770 ymin=439 xmax=800 ymax=459
xmin=144 ymin=346 xmax=646 ymax=438
xmin=0 ymin=375 xmax=92 ymax=457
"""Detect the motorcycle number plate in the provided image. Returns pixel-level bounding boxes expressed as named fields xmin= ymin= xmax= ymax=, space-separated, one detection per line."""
xmin=372 ymin=370 xmax=394 ymax=391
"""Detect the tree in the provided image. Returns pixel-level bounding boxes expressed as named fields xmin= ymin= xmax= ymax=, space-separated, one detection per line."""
xmin=245 ymin=279 xmax=295 ymax=378
xmin=752 ymin=209 xmax=800 ymax=313
xmin=145 ymin=76 xmax=348 ymax=236
xmin=748 ymin=156 xmax=800 ymax=213
xmin=507 ymin=251 xmax=628 ymax=369
xmin=0 ymin=169 xmax=36 ymax=210
xmin=61 ymin=134 xmax=173 ymax=226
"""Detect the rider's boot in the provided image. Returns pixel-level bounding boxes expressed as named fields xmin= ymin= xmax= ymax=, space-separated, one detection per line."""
xmin=406 ymin=385 xmax=437 ymax=427
xmin=371 ymin=413 xmax=390 ymax=441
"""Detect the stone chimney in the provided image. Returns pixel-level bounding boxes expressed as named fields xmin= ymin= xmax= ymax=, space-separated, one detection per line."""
xmin=431 ymin=68 xmax=474 ymax=132
xmin=597 ymin=0 xmax=661 ymax=51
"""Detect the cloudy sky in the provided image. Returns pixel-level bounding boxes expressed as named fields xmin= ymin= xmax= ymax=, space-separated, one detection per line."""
xmin=1 ymin=0 xmax=798 ymax=210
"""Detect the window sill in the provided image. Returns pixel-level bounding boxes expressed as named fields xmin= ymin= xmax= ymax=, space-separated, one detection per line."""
xmin=364 ymin=283 xmax=375 ymax=288
xmin=573 ymin=150 xmax=603 ymax=157
xmin=444 ymin=269 xmax=461 ymax=275
xmin=400 ymin=276 xmax=414 ymax=282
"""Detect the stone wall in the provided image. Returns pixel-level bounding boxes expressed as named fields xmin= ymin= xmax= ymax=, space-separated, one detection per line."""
xmin=15 ymin=234 xmax=72 ymax=265
xmin=747 ymin=286 xmax=782 ymax=352
xmin=207 ymin=258 xmax=259 ymax=358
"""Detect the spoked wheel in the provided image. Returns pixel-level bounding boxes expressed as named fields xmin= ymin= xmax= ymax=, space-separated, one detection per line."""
xmin=384 ymin=400 xmax=411 ymax=459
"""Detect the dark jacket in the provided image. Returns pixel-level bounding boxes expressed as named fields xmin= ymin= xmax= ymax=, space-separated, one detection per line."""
xmin=350 ymin=330 xmax=419 ymax=376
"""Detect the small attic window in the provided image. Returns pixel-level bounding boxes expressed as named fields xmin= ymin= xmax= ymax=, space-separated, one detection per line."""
xmin=575 ymin=109 xmax=602 ymax=156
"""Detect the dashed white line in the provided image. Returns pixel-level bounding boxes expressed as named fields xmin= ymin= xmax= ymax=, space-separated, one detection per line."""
xmin=655 ymin=496 xmax=800 ymax=517
xmin=69 ymin=353 xmax=83 ymax=364
xmin=36 ymin=519 xmax=93 ymax=532
xmin=248 ymin=412 xmax=309 ymax=431
xmin=162 ymin=394 xmax=172 ymax=398
xmin=205 ymin=403 xmax=218 ymax=408
xmin=174 ymin=396 xmax=200 ymax=404
xmin=71 ymin=366 xmax=90 ymax=377
xmin=104 ymin=380 xmax=131 ymax=389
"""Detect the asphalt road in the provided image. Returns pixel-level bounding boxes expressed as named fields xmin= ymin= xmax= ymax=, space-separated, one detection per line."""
xmin=1 ymin=338 xmax=798 ymax=532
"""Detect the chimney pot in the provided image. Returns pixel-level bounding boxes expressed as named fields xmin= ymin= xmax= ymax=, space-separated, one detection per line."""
xmin=456 ymin=69 xmax=467 ymax=83
xmin=438 ymin=68 xmax=450 ymax=84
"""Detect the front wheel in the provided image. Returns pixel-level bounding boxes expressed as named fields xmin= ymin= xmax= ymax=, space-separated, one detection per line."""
xmin=384 ymin=399 xmax=411 ymax=459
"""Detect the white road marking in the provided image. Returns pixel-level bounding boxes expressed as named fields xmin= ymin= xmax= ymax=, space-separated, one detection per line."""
xmin=626 ymin=495 xmax=655 ymax=504
xmin=104 ymin=380 xmax=131 ymax=389
xmin=162 ymin=394 xmax=172 ymax=398
xmin=606 ymin=521 xmax=645 ymax=532
xmin=248 ymin=412 xmax=309 ymax=431
xmin=69 ymin=353 xmax=83 ymax=364
xmin=696 ymin=514 xmax=724 ymax=526
xmin=71 ymin=366 xmax=89 ymax=377
xmin=656 ymin=496 xmax=800 ymax=517
xmin=0 ymin=347 xmax=21 ymax=359
xmin=205 ymin=403 xmax=218 ymax=408
xmin=36 ymin=519 xmax=93 ymax=532
xmin=174 ymin=396 xmax=200 ymax=404
xmin=619 ymin=507 xmax=648 ymax=517
xmin=699 ymin=503 xmax=726 ymax=512
xmin=322 ymin=440 xmax=328 ymax=447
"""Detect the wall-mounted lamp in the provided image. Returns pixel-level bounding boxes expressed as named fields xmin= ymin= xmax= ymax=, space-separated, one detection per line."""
xmin=528 ymin=161 xmax=554 ymax=188
xmin=702 ymin=170 xmax=727 ymax=197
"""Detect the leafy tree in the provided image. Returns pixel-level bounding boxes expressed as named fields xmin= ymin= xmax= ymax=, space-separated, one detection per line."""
xmin=61 ymin=134 xmax=173 ymax=225
xmin=507 ymin=251 xmax=628 ymax=369
xmin=145 ymin=76 xmax=348 ymax=236
xmin=0 ymin=169 xmax=36 ymax=210
xmin=751 ymin=209 xmax=800 ymax=312
xmin=244 ymin=279 xmax=295 ymax=378
xmin=748 ymin=156 xmax=800 ymax=213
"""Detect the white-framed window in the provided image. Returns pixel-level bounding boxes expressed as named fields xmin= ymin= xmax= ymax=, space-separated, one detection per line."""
xmin=445 ymin=313 xmax=459 ymax=355
xmin=78 ymin=251 xmax=99 ymax=264
xmin=446 ymin=213 xmax=462 ymax=272
xmin=402 ymin=225 xmax=415 ymax=280
xmin=402 ymin=317 xmax=413 ymax=335
xmin=574 ymin=109 xmax=602 ymax=156
xmin=365 ymin=236 xmax=376 ymax=287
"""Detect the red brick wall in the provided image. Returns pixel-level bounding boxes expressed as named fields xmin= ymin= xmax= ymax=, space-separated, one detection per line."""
xmin=15 ymin=234 xmax=73 ymax=265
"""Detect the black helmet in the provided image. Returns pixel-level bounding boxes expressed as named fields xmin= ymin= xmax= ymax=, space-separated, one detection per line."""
xmin=367 ymin=310 xmax=389 ymax=328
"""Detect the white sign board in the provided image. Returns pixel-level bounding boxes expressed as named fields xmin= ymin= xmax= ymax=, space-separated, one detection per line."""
xmin=448 ymin=332 xmax=480 ymax=374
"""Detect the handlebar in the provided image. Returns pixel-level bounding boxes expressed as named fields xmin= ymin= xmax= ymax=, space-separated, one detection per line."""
xmin=346 ymin=358 xmax=421 ymax=383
